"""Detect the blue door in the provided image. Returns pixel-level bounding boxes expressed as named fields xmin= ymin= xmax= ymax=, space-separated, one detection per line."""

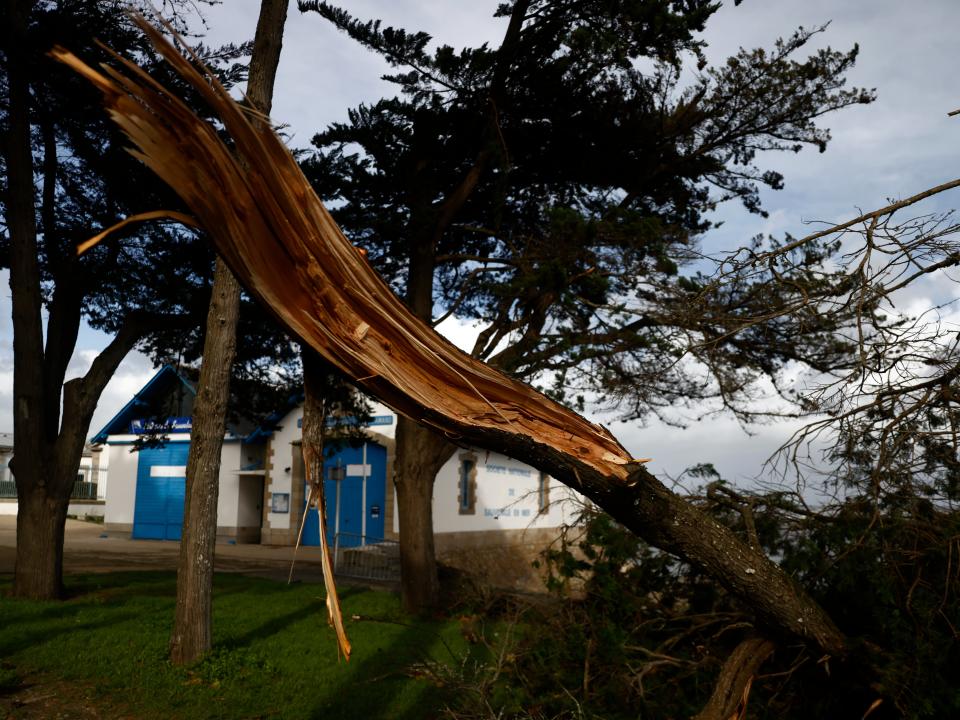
xmin=303 ymin=442 xmax=386 ymax=548
xmin=132 ymin=444 xmax=189 ymax=540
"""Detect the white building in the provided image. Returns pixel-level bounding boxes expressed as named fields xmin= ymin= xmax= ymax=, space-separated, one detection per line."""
xmin=95 ymin=366 xmax=579 ymax=574
xmin=0 ymin=432 xmax=107 ymax=519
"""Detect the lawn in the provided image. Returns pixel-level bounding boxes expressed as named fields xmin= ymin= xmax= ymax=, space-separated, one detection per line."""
xmin=0 ymin=572 xmax=474 ymax=719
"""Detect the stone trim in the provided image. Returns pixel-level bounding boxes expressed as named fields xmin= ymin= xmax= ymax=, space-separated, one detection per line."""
xmin=365 ymin=430 xmax=396 ymax=540
xmin=261 ymin=437 xmax=274 ymax=534
xmin=537 ymin=471 xmax=550 ymax=514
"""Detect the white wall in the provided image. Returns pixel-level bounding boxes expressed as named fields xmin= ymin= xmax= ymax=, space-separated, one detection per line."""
xmin=366 ymin=402 xmax=397 ymax=439
xmin=216 ymin=442 xmax=242 ymax=528
xmin=0 ymin=450 xmax=13 ymax=485
xmin=0 ymin=449 xmax=13 ymax=515
xmin=392 ymin=445 xmax=581 ymax=535
xmin=68 ymin=501 xmax=105 ymax=518
xmin=264 ymin=406 xmax=303 ymax=531
xmin=264 ymin=402 xmax=581 ymax=538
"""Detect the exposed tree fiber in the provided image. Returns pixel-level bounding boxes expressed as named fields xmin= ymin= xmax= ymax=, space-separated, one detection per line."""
xmin=301 ymin=349 xmax=351 ymax=660
xmin=53 ymin=18 xmax=845 ymax=656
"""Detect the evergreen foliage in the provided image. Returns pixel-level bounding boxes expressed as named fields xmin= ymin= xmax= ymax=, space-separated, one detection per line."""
xmin=0 ymin=0 xmax=301 ymax=428
xmin=300 ymin=0 xmax=874 ymax=418
xmin=436 ymin=482 xmax=959 ymax=719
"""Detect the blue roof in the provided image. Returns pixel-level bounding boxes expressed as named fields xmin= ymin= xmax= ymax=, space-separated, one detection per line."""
xmin=91 ymin=365 xmax=195 ymax=443
xmin=244 ymin=392 xmax=304 ymax=444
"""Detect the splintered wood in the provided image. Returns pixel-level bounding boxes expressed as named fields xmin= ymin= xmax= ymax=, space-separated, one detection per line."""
xmin=53 ymin=17 xmax=644 ymax=488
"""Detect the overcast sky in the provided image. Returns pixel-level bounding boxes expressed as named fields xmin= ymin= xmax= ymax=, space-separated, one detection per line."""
xmin=2 ymin=0 xmax=958 ymax=486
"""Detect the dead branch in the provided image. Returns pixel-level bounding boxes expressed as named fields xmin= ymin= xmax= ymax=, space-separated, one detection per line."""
xmin=693 ymin=636 xmax=775 ymax=720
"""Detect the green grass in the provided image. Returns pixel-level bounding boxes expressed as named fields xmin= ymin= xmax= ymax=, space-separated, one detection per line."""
xmin=0 ymin=572 xmax=474 ymax=719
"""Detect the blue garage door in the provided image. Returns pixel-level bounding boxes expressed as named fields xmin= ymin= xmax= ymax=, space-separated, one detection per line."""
xmin=132 ymin=444 xmax=190 ymax=541
xmin=303 ymin=442 xmax=386 ymax=548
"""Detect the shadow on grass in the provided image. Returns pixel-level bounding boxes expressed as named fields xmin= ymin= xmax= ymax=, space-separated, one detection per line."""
xmin=62 ymin=572 xmax=177 ymax=601
xmin=308 ymin=615 xmax=459 ymax=720
xmin=0 ymin=611 xmax=139 ymax=657
xmin=2 ymin=571 xmax=465 ymax=719
xmin=219 ymin=585 xmax=365 ymax=649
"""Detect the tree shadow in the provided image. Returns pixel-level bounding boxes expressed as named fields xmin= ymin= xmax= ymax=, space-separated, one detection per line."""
xmin=308 ymin=614 xmax=463 ymax=720
xmin=0 ymin=612 xmax=139 ymax=657
xmin=218 ymin=585 xmax=364 ymax=649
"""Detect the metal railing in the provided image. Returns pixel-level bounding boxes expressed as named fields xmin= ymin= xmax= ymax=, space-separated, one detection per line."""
xmin=73 ymin=468 xmax=108 ymax=500
xmin=333 ymin=533 xmax=401 ymax=583
xmin=0 ymin=468 xmax=108 ymax=500
xmin=71 ymin=480 xmax=98 ymax=500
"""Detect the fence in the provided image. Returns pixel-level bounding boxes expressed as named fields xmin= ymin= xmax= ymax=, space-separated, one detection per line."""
xmin=0 ymin=468 xmax=108 ymax=500
xmin=333 ymin=533 xmax=401 ymax=583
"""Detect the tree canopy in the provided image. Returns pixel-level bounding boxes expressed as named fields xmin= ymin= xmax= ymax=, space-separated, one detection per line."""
xmin=0 ymin=0 xmax=298 ymax=598
xmin=296 ymin=0 xmax=877 ymax=613
xmin=301 ymin=0 xmax=874 ymax=420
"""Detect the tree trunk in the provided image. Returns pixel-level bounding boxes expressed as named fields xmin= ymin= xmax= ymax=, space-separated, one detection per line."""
xmin=6 ymin=1 xmax=187 ymax=600
xmin=169 ymin=256 xmax=241 ymax=664
xmin=6 ymin=0 xmax=64 ymax=601
xmin=13 ymin=481 xmax=69 ymax=599
xmin=58 ymin=33 xmax=847 ymax=656
xmin=394 ymin=418 xmax=453 ymax=613
xmin=168 ymin=0 xmax=288 ymax=665
xmin=394 ymin=222 xmax=453 ymax=611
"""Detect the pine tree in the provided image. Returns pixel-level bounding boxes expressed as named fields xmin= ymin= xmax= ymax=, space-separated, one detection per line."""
xmin=299 ymin=0 xmax=874 ymax=611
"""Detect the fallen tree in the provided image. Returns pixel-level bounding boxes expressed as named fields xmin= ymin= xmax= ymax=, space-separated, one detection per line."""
xmin=53 ymin=19 xmax=845 ymax=660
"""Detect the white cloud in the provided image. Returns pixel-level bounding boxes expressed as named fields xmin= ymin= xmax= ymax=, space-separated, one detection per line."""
xmin=434 ymin=315 xmax=480 ymax=353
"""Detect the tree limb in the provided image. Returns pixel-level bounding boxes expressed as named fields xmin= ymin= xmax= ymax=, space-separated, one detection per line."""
xmin=693 ymin=636 xmax=776 ymax=720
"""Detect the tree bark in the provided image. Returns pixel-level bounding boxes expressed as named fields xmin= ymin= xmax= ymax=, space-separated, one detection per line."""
xmin=394 ymin=418 xmax=453 ymax=613
xmin=13 ymin=484 xmax=69 ymax=599
xmin=5 ymin=0 xmax=46 ymax=512
xmin=693 ymin=636 xmax=775 ymax=720
xmin=6 ymin=0 xmax=73 ymax=600
xmin=300 ymin=349 xmax=325 ymax=487
xmin=56 ymin=29 xmax=847 ymax=656
xmin=168 ymin=0 xmax=288 ymax=665
xmin=393 ymin=222 xmax=452 ymax=611
xmin=168 ymin=256 xmax=241 ymax=664
xmin=5 ymin=2 xmax=195 ymax=600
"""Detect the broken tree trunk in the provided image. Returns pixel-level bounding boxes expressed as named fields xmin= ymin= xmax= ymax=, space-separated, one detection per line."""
xmin=54 ymin=21 xmax=846 ymax=657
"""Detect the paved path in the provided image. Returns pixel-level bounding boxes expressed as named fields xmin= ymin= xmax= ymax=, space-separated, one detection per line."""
xmin=0 ymin=516 xmax=355 ymax=586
